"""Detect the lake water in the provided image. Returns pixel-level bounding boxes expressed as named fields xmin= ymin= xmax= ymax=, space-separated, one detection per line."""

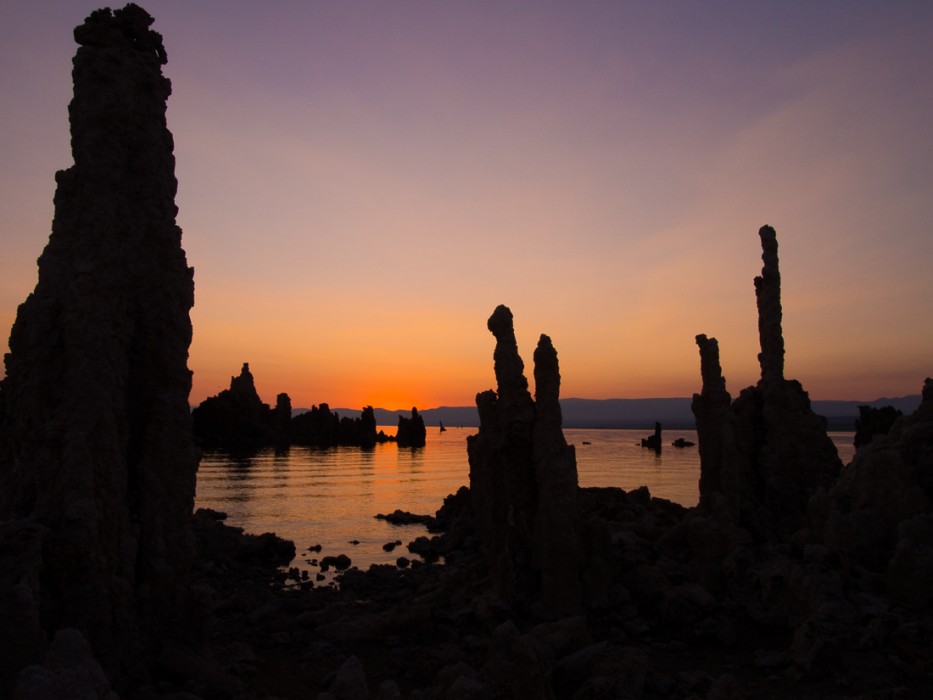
xmin=195 ymin=427 xmax=856 ymax=576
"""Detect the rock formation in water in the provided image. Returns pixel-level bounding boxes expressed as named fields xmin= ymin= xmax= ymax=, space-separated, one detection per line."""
xmin=273 ymin=392 xmax=293 ymax=446
xmin=0 ymin=4 xmax=198 ymax=691
xmin=691 ymin=226 xmax=841 ymax=540
xmin=291 ymin=403 xmax=339 ymax=446
xmin=467 ymin=305 xmax=582 ymax=616
xmin=396 ymin=407 xmax=427 ymax=447
xmin=191 ymin=363 xmax=273 ymax=449
xmin=289 ymin=403 xmax=377 ymax=447
xmin=359 ymin=405 xmax=378 ymax=448
xmin=640 ymin=421 xmax=662 ymax=452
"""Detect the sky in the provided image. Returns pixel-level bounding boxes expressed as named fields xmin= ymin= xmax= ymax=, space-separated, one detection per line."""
xmin=1 ymin=1 xmax=932 ymax=410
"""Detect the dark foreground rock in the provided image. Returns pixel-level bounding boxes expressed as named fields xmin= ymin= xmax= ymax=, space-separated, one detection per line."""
xmin=814 ymin=378 xmax=933 ymax=607
xmin=0 ymin=4 xmax=199 ymax=692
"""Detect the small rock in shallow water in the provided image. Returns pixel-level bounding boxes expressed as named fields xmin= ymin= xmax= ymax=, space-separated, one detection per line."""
xmin=321 ymin=554 xmax=352 ymax=571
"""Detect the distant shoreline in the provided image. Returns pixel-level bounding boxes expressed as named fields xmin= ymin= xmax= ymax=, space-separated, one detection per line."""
xmin=287 ymin=394 xmax=922 ymax=432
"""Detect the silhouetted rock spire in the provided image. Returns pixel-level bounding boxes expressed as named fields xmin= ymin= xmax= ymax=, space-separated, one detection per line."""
xmin=0 ymin=4 xmax=197 ymax=690
xmin=691 ymin=335 xmax=740 ymax=521
xmin=755 ymin=225 xmax=785 ymax=382
xmin=692 ymin=227 xmax=840 ymax=539
xmin=468 ymin=306 xmax=582 ymax=616
xmin=231 ymin=362 xmax=260 ymax=400
xmin=531 ymin=334 xmax=581 ymax=614
xmin=696 ymin=334 xmax=727 ymax=396
xmin=488 ymin=305 xmax=535 ymax=420
xmin=274 ymin=392 xmax=293 ymax=445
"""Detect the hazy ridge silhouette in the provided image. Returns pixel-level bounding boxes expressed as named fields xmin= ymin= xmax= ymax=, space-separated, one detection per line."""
xmin=320 ymin=394 xmax=922 ymax=430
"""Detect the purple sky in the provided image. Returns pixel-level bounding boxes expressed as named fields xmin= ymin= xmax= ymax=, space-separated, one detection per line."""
xmin=2 ymin=1 xmax=932 ymax=408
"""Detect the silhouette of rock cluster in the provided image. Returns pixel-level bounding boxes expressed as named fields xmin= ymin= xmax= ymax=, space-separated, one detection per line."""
xmin=396 ymin=406 xmax=427 ymax=447
xmin=192 ymin=363 xmax=274 ymax=448
xmin=0 ymin=4 xmax=198 ymax=692
xmin=292 ymin=403 xmax=379 ymax=448
xmin=467 ymin=305 xmax=583 ymax=616
xmin=192 ymin=363 xmax=380 ymax=449
xmin=853 ymin=403 xmax=903 ymax=448
xmin=691 ymin=225 xmax=841 ymax=540
xmin=169 ymin=284 xmax=929 ymax=698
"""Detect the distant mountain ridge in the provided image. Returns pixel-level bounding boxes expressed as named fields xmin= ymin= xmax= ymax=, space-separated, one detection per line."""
xmin=296 ymin=394 xmax=924 ymax=431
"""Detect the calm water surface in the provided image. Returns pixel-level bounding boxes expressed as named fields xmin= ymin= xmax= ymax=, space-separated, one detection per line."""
xmin=195 ymin=427 xmax=856 ymax=575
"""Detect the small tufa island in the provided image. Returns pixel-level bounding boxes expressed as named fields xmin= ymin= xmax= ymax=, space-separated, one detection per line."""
xmin=0 ymin=5 xmax=931 ymax=699
xmin=190 ymin=362 xmax=426 ymax=449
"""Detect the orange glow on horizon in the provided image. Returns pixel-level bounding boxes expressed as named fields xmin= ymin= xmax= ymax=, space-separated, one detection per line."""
xmin=2 ymin=4 xmax=932 ymax=412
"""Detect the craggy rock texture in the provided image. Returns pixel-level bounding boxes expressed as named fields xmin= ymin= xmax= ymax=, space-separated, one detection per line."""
xmin=0 ymin=4 xmax=198 ymax=691
xmin=692 ymin=226 xmax=841 ymax=540
xmin=396 ymin=407 xmax=427 ymax=448
xmin=467 ymin=306 xmax=582 ymax=616
xmin=814 ymin=379 xmax=933 ymax=606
